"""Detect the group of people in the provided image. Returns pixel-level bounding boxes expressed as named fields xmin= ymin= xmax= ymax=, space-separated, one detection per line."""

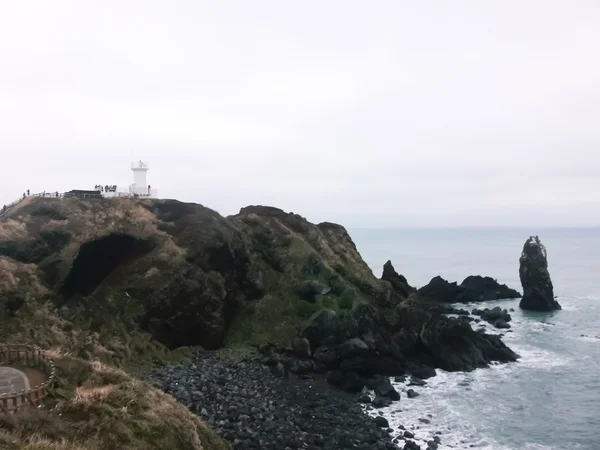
xmin=94 ymin=184 xmax=117 ymax=193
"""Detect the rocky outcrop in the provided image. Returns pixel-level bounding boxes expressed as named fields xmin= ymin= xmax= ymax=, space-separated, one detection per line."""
xmin=418 ymin=275 xmax=520 ymax=303
xmin=457 ymin=275 xmax=521 ymax=302
xmin=417 ymin=276 xmax=462 ymax=303
xmin=0 ymin=199 xmax=380 ymax=351
xmin=519 ymin=236 xmax=561 ymax=311
xmin=472 ymin=306 xmax=512 ymax=329
xmin=284 ymin=295 xmax=519 ymax=397
xmin=381 ymin=260 xmax=416 ymax=297
xmin=1 ymin=197 xmax=520 ymax=400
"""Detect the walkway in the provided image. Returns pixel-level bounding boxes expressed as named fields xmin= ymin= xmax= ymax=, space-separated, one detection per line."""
xmin=0 ymin=366 xmax=30 ymax=395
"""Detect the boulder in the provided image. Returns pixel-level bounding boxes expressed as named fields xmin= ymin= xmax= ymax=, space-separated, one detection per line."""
xmin=374 ymin=416 xmax=389 ymax=428
xmin=342 ymin=372 xmax=366 ymax=393
xmin=367 ymin=375 xmax=401 ymax=401
xmin=301 ymin=309 xmax=339 ymax=347
xmin=372 ymin=395 xmax=393 ymax=408
xmin=494 ymin=319 xmax=511 ymax=329
xmin=313 ymin=344 xmax=338 ymax=368
xmin=291 ymin=337 xmax=311 ymax=357
xmin=519 ymin=236 xmax=561 ymax=311
xmin=407 ymin=389 xmax=420 ymax=398
xmin=337 ymin=337 xmax=370 ymax=358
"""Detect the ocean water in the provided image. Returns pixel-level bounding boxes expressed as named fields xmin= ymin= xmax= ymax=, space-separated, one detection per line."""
xmin=350 ymin=228 xmax=600 ymax=450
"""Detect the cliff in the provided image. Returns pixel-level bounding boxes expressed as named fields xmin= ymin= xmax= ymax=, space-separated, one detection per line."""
xmin=0 ymin=197 xmax=518 ymax=449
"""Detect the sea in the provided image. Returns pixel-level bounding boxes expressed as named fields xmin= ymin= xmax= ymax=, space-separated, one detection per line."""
xmin=350 ymin=228 xmax=600 ymax=450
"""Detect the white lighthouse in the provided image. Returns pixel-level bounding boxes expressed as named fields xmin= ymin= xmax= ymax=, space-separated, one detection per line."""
xmin=93 ymin=160 xmax=158 ymax=198
xmin=129 ymin=160 xmax=157 ymax=198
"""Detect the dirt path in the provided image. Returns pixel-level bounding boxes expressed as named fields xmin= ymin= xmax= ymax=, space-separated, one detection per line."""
xmin=14 ymin=365 xmax=47 ymax=389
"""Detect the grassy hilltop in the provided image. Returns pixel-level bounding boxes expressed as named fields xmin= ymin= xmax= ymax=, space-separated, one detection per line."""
xmin=0 ymin=197 xmax=385 ymax=449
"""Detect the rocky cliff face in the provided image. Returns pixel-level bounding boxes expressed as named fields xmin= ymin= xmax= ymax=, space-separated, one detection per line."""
xmin=0 ymin=198 xmax=380 ymax=351
xmin=519 ymin=236 xmax=561 ymax=311
xmin=0 ymin=197 xmax=518 ymax=381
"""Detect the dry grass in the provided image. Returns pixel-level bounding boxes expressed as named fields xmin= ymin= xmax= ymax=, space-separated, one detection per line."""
xmin=0 ymin=258 xmax=48 ymax=296
xmin=0 ymin=219 xmax=28 ymax=241
xmin=0 ymin=360 xmax=230 ymax=450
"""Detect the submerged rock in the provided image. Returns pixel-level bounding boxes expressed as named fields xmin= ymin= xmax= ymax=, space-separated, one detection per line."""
xmin=519 ymin=236 xmax=561 ymax=311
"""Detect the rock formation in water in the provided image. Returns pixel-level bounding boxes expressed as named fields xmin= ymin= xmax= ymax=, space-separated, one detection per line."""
xmin=519 ymin=235 xmax=561 ymax=311
xmin=417 ymin=275 xmax=521 ymax=303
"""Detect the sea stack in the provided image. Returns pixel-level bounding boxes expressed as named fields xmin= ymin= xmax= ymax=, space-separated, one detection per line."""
xmin=519 ymin=236 xmax=561 ymax=311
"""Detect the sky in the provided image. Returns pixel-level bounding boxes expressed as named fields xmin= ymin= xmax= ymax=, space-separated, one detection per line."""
xmin=1 ymin=1 xmax=599 ymax=227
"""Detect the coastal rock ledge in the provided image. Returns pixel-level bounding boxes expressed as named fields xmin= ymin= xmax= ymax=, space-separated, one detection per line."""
xmin=519 ymin=236 xmax=561 ymax=311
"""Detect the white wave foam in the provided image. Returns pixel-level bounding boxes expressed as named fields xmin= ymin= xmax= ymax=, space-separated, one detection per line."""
xmin=365 ymin=371 xmax=516 ymax=449
xmin=510 ymin=344 xmax=571 ymax=369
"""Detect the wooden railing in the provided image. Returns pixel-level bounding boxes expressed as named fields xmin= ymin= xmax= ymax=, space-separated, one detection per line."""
xmin=0 ymin=345 xmax=56 ymax=414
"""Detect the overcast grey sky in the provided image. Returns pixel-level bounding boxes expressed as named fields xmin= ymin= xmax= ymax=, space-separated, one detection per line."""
xmin=1 ymin=1 xmax=599 ymax=227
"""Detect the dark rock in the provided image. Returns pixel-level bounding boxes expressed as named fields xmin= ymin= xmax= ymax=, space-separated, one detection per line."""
xmin=375 ymin=416 xmax=390 ymax=428
xmin=358 ymin=393 xmax=372 ymax=404
xmin=404 ymin=431 xmax=415 ymax=439
xmin=313 ymin=344 xmax=338 ymax=368
xmin=372 ymin=395 xmax=393 ymax=408
xmin=408 ymin=376 xmax=426 ymax=386
xmin=292 ymin=337 xmax=311 ymax=357
xmin=406 ymin=389 xmax=420 ymax=398
xmin=418 ymin=276 xmax=462 ymax=303
xmin=146 ymin=350 xmax=401 ymax=450
xmin=418 ymin=275 xmax=520 ymax=303
xmin=296 ymin=280 xmax=331 ymax=302
xmin=340 ymin=355 xmax=405 ymax=376
xmin=368 ymin=375 xmax=400 ymax=400
xmin=271 ymin=362 xmax=287 ymax=378
xmin=394 ymin=375 xmax=406 ymax=383
xmin=408 ymin=364 xmax=436 ymax=380
xmin=337 ymin=337 xmax=370 ymax=358
xmin=457 ymin=275 xmax=521 ymax=302
xmin=404 ymin=440 xmax=421 ymax=450
xmin=418 ymin=418 xmax=431 ymax=424
xmin=301 ymin=309 xmax=339 ymax=347
xmin=472 ymin=307 xmax=512 ymax=328
xmin=289 ymin=359 xmax=315 ymax=375
xmin=343 ymin=372 xmax=366 ymax=393
xmin=382 ymin=260 xmax=416 ymax=298
xmin=519 ymin=236 xmax=561 ymax=311
xmin=326 ymin=369 xmax=344 ymax=386
xmin=427 ymin=440 xmax=438 ymax=450
xmin=494 ymin=319 xmax=511 ymax=329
